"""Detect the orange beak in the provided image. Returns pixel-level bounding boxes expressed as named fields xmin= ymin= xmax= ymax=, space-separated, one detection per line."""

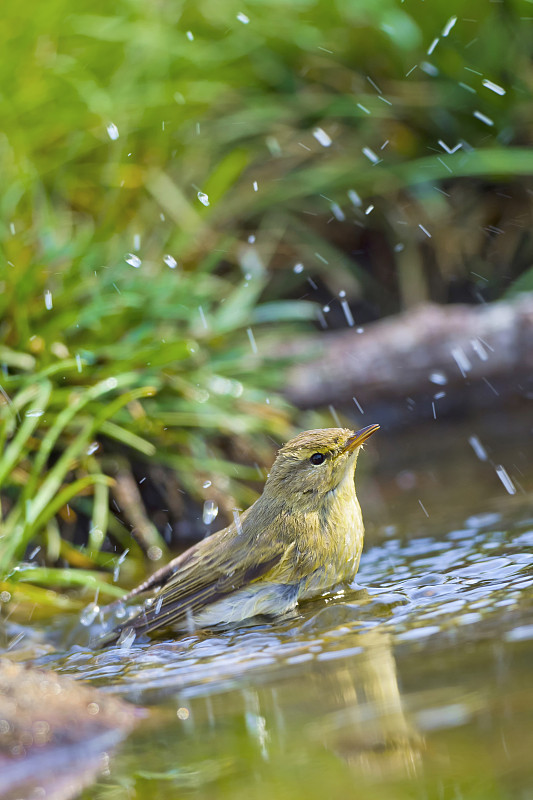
xmin=342 ymin=424 xmax=380 ymax=453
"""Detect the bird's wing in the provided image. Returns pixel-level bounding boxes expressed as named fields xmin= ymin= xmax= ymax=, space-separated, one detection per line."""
xmin=113 ymin=514 xmax=287 ymax=638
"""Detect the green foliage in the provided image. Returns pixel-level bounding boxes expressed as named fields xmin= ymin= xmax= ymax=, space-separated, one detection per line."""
xmin=3 ymin=0 xmax=533 ymax=309
xmin=1 ymin=0 xmax=533 ymax=601
xmin=0 ymin=246 xmax=313 ymax=595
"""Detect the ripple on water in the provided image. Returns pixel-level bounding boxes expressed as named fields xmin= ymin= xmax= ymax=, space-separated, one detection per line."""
xmin=33 ymin=520 xmax=533 ymax=702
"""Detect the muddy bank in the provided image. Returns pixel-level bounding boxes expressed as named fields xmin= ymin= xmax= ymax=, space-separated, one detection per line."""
xmin=0 ymin=659 xmax=142 ymax=800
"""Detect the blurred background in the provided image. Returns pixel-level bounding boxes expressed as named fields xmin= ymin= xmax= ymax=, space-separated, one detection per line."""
xmin=1 ymin=0 xmax=532 ymax=600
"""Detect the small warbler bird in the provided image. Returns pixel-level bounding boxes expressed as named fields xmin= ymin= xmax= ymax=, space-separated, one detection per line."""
xmin=107 ymin=425 xmax=378 ymax=642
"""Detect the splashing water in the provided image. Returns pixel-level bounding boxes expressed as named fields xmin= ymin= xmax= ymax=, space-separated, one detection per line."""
xmin=125 ymin=253 xmax=142 ymax=268
xmin=164 ymin=254 xmax=178 ymax=269
xmin=106 ymin=122 xmax=119 ymax=140
xmin=203 ymin=500 xmax=219 ymax=525
xmin=313 ymin=128 xmax=332 ymax=147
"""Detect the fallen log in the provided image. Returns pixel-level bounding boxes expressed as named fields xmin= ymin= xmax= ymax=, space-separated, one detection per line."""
xmin=286 ymin=295 xmax=533 ymax=417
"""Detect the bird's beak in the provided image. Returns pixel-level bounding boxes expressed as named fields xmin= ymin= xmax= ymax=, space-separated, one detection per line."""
xmin=342 ymin=424 xmax=380 ymax=453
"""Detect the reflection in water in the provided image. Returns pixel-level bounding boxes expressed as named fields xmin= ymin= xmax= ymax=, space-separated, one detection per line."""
xmin=90 ymin=627 xmax=421 ymax=796
xmin=316 ymin=631 xmax=421 ymax=777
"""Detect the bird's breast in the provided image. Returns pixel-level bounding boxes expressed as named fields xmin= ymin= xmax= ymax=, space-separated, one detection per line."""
xmin=297 ymin=488 xmax=365 ymax=600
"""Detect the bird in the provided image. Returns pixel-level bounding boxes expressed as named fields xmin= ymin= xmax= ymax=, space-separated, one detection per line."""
xmin=104 ymin=425 xmax=379 ymax=644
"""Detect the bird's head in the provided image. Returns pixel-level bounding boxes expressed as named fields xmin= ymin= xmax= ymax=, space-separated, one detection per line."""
xmin=263 ymin=426 xmax=379 ymax=510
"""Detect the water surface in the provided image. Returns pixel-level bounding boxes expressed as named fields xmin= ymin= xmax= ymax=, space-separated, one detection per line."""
xmin=12 ymin=413 xmax=533 ymax=799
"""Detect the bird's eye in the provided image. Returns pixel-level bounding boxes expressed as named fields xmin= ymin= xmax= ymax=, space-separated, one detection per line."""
xmin=309 ymin=452 xmax=326 ymax=465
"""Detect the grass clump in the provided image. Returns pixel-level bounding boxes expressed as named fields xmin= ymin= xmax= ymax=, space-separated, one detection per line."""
xmin=0 ymin=238 xmax=316 ymax=605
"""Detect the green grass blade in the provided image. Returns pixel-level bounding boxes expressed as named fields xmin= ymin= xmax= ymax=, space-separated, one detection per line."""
xmin=89 ymin=474 xmax=109 ymax=553
xmin=0 ymin=382 xmax=52 ymax=488
xmin=25 ymin=385 xmax=155 ymax=526
xmin=9 ymin=565 xmax=125 ymax=598
xmin=0 ymin=347 xmax=36 ymax=371
xmin=27 ymin=474 xmax=114 ymax=539
xmin=98 ymin=420 xmax=156 ymax=455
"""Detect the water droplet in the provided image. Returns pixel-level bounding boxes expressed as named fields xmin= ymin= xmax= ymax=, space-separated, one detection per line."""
xmin=80 ymin=602 xmax=100 ymax=626
xmin=330 ymin=203 xmax=345 ymax=221
xmin=348 ymin=189 xmax=362 ymax=207
xmin=482 ymin=79 xmax=506 ymax=96
xmin=87 ymin=442 xmax=99 ymax=455
xmin=293 ymin=263 xmax=304 ymax=274
xmin=125 ymin=253 xmax=142 ymax=268
xmin=197 ymin=191 xmax=210 ymax=206
xmin=442 ymin=16 xmax=457 ymax=36
xmin=203 ymin=500 xmax=219 ymax=525
xmin=429 ymin=371 xmax=448 ymax=385
xmin=113 ymin=601 xmax=127 ymax=619
xmin=473 ymin=110 xmax=494 ymax=127
xmin=117 ymin=627 xmax=136 ymax=649
xmin=340 ymin=299 xmax=354 ymax=327
xmin=107 ymin=122 xmax=119 ymax=140
xmin=203 ymin=480 xmax=212 ymax=488
xmin=237 ymin=12 xmax=250 ymax=23
xmin=164 ymin=254 xmax=178 ymax=269
xmin=312 ymin=127 xmax=332 ymax=147
xmin=44 ymin=290 xmax=53 ymax=310
xmin=147 ymin=546 xmax=163 ymax=561
xmin=468 ymin=435 xmax=487 ymax=462
xmin=495 ymin=465 xmax=516 ymax=495
xmin=362 ymin=147 xmax=379 ymax=164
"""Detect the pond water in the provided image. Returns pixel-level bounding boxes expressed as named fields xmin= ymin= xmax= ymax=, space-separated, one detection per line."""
xmin=9 ymin=411 xmax=533 ymax=799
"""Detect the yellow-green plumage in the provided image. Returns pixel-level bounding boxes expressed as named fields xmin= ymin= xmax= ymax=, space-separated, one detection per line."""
xmin=107 ymin=425 xmax=378 ymax=642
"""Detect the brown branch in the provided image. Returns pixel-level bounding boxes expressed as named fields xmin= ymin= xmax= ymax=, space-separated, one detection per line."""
xmin=285 ymin=296 xmax=533 ymax=409
xmin=111 ymin=463 xmax=169 ymax=560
